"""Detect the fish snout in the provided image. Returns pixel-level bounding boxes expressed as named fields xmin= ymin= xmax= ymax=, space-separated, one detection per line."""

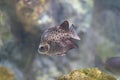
xmin=38 ymin=43 xmax=50 ymax=54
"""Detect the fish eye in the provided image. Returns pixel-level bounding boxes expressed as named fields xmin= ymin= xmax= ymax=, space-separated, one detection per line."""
xmin=38 ymin=43 xmax=50 ymax=54
xmin=39 ymin=46 xmax=47 ymax=52
xmin=40 ymin=46 xmax=44 ymax=49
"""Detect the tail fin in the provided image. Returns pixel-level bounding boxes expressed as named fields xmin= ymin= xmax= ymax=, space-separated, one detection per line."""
xmin=70 ymin=24 xmax=80 ymax=40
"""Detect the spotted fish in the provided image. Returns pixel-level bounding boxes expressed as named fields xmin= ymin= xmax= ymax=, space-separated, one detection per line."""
xmin=38 ymin=20 xmax=80 ymax=56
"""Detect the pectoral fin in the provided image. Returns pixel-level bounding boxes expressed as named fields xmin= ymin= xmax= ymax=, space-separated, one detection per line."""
xmin=56 ymin=40 xmax=77 ymax=56
xmin=65 ymin=39 xmax=78 ymax=49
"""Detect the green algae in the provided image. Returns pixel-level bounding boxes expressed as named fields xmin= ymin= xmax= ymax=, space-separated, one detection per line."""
xmin=58 ymin=68 xmax=116 ymax=80
xmin=0 ymin=66 xmax=14 ymax=80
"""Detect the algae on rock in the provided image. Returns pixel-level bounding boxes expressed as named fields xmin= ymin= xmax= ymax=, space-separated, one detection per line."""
xmin=0 ymin=66 xmax=14 ymax=80
xmin=58 ymin=68 xmax=116 ymax=80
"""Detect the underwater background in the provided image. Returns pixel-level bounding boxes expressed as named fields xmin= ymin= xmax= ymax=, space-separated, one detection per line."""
xmin=0 ymin=0 xmax=120 ymax=80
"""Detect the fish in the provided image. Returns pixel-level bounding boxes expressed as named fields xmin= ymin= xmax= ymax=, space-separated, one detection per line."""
xmin=38 ymin=20 xmax=80 ymax=56
xmin=104 ymin=57 xmax=120 ymax=76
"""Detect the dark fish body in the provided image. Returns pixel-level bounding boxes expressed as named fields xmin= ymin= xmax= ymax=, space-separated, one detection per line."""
xmin=104 ymin=57 xmax=120 ymax=76
xmin=38 ymin=20 xmax=80 ymax=56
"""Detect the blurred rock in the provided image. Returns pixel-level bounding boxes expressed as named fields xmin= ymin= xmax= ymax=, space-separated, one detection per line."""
xmin=92 ymin=0 xmax=120 ymax=53
xmin=0 ymin=10 xmax=13 ymax=47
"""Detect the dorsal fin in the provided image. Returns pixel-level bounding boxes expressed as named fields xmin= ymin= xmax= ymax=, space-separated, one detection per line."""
xmin=59 ymin=20 xmax=69 ymax=31
xmin=70 ymin=24 xmax=80 ymax=40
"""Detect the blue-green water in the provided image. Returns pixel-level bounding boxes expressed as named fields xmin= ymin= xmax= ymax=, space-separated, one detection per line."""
xmin=0 ymin=0 xmax=120 ymax=80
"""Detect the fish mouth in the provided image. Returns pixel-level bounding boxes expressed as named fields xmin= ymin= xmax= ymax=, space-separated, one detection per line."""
xmin=38 ymin=43 xmax=50 ymax=54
